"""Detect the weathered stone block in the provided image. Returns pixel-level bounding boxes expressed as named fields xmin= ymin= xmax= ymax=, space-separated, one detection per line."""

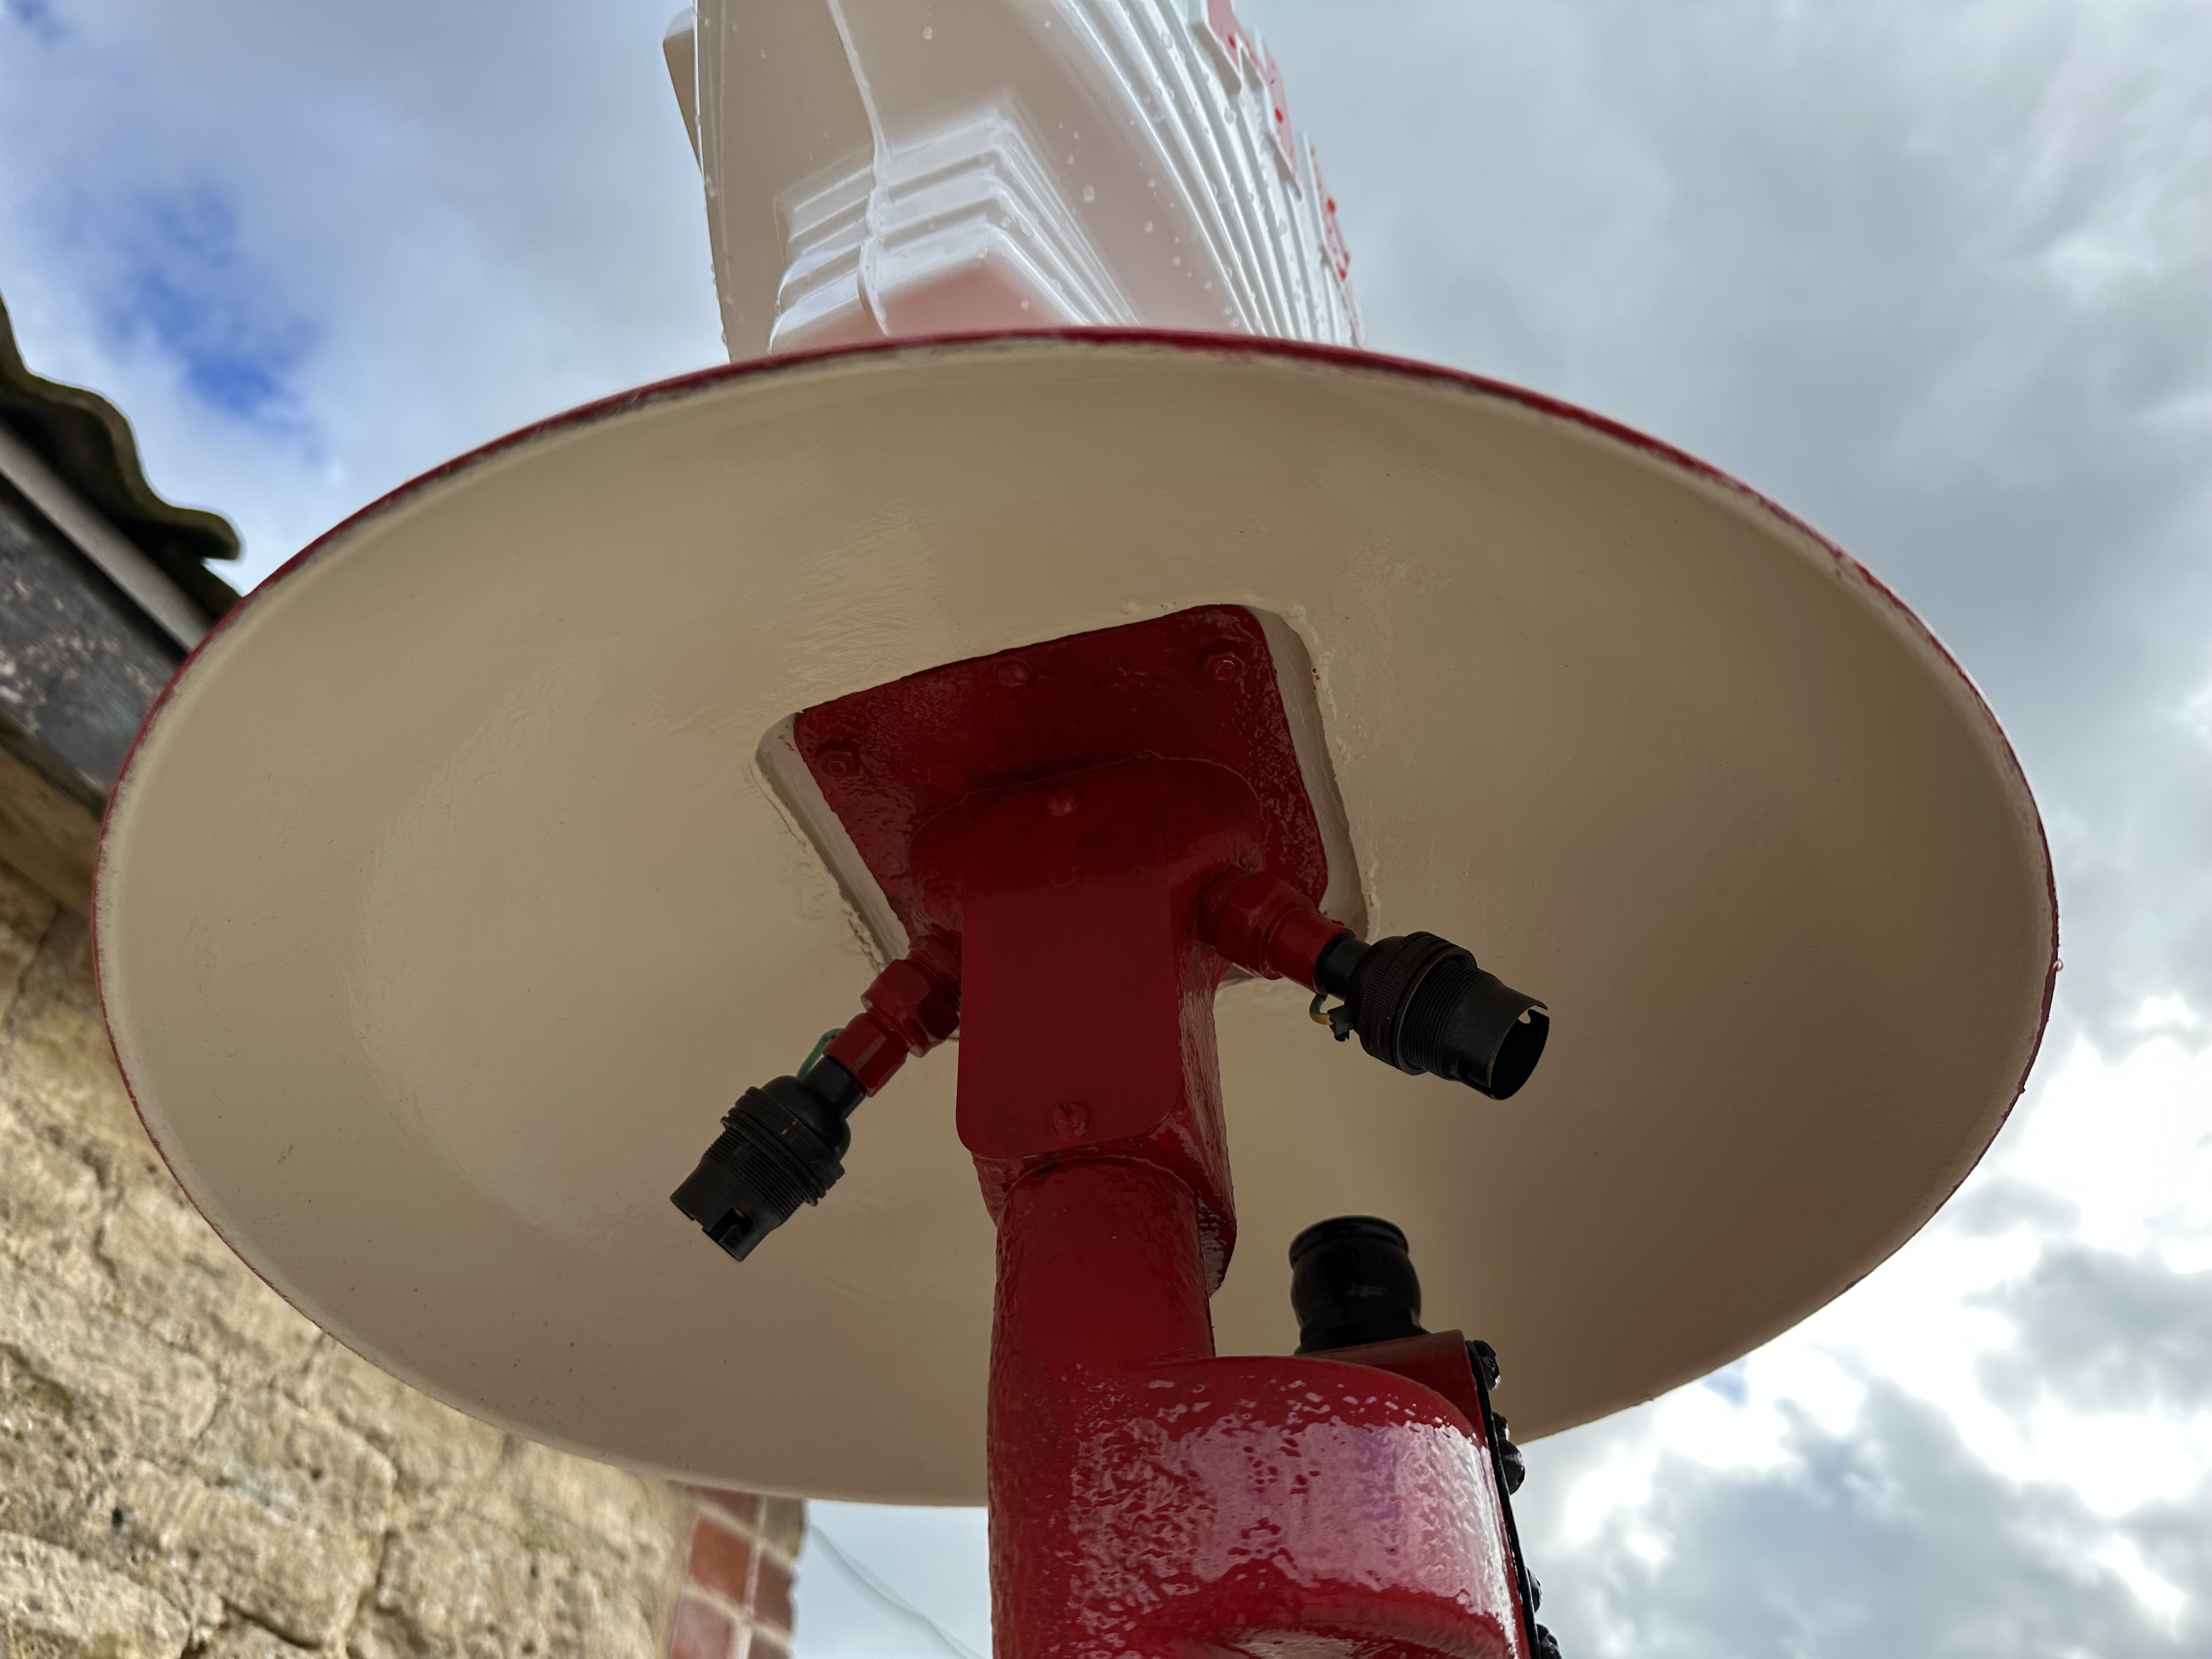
xmin=0 ymin=914 xmax=150 ymax=1174
xmin=290 ymin=1341 xmax=503 ymax=1520
xmin=0 ymin=1437 xmax=235 ymax=1639
xmin=0 ymin=1263 xmax=219 ymax=1455
xmin=95 ymin=1187 xmax=320 ymax=1382
xmin=0 ymin=1425 xmax=104 ymax=1549
xmin=0 ymin=861 xmax=55 ymax=1022
xmin=0 ymin=1107 xmax=103 ymax=1235
xmin=193 ymin=1621 xmax=311 ymax=1659
xmin=758 ymin=1496 xmax=805 ymax=1560
xmin=493 ymin=1440 xmax=688 ymax=1611
xmin=0 ymin=1530 xmax=190 ymax=1659
xmin=0 ymin=1104 xmax=109 ymax=1301
xmin=118 ymin=1461 xmax=373 ymax=1646
xmin=189 ymin=1388 xmax=397 ymax=1536
xmin=351 ymin=1514 xmax=663 ymax=1659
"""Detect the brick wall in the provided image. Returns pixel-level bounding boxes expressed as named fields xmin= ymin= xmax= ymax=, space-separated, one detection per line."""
xmin=665 ymin=1490 xmax=804 ymax=1659
xmin=0 ymin=855 xmax=705 ymax=1657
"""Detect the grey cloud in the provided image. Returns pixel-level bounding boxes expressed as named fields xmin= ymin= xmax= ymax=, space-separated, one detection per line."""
xmin=1517 ymin=1383 xmax=2206 ymax=1658
xmin=1494 ymin=1216 xmax=2212 ymax=1657
xmin=1976 ymin=1243 xmax=2212 ymax=1419
xmin=1944 ymin=1173 xmax=2085 ymax=1239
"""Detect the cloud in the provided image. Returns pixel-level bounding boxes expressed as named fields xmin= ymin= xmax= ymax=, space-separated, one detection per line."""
xmin=1979 ymin=1245 xmax=2212 ymax=1421
xmin=1529 ymin=1382 xmax=2205 ymax=1658
xmin=1505 ymin=1029 xmax=2212 ymax=1657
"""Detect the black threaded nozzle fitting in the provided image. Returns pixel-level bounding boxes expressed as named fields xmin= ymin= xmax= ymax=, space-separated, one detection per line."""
xmin=1316 ymin=932 xmax=1548 ymax=1099
xmin=670 ymin=1060 xmax=862 ymax=1261
xmin=1289 ymin=1215 xmax=1427 ymax=1354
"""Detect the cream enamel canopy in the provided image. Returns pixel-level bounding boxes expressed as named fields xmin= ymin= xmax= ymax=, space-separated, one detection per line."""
xmin=95 ymin=334 xmax=2053 ymax=1503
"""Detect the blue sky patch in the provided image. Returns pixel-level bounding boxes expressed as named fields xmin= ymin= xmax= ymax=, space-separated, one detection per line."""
xmin=3 ymin=0 xmax=64 ymax=45
xmin=94 ymin=186 xmax=319 ymax=436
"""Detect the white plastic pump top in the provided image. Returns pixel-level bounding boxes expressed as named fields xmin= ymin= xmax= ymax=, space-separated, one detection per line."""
xmin=663 ymin=1 xmax=1361 ymax=357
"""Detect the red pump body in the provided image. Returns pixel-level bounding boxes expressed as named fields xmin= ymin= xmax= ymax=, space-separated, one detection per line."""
xmin=797 ymin=607 xmax=1533 ymax=1658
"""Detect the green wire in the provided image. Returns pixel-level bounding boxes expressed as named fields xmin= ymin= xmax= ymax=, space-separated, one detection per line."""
xmin=800 ymin=1028 xmax=844 ymax=1076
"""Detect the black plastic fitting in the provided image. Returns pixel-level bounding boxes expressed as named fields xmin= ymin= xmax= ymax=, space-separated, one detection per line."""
xmin=1314 ymin=931 xmax=1548 ymax=1100
xmin=1289 ymin=1215 xmax=1427 ymax=1354
xmin=670 ymin=1058 xmax=864 ymax=1261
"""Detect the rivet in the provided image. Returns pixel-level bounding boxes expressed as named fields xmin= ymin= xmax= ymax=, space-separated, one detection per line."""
xmin=1204 ymin=645 xmax=1246 ymax=683
xmin=816 ymin=743 xmax=860 ymax=780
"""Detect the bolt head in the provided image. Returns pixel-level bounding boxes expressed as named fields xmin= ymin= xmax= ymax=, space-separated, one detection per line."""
xmin=1204 ymin=645 xmax=1246 ymax=682
xmin=816 ymin=743 xmax=859 ymax=780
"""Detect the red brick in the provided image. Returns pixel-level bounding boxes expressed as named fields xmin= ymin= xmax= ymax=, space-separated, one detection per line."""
xmin=753 ymin=1556 xmax=795 ymax=1634
xmin=695 ymin=1486 xmax=761 ymax=1528
xmin=687 ymin=1514 xmax=756 ymax=1605
xmin=668 ymin=1595 xmax=736 ymax=1659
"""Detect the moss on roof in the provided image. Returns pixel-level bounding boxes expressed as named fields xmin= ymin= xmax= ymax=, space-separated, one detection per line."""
xmin=0 ymin=292 xmax=240 ymax=622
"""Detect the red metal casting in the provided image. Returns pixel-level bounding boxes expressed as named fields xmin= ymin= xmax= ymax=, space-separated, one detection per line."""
xmin=794 ymin=606 xmax=1529 ymax=1658
xmin=944 ymin=758 xmax=1256 ymax=1272
xmin=793 ymin=604 xmax=1330 ymax=939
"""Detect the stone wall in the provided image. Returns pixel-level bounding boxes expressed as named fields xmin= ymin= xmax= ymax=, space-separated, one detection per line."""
xmin=0 ymin=855 xmax=716 ymax=1657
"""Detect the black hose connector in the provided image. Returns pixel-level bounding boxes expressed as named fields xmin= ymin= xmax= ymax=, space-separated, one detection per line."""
xmin=670 ymin=1059 xmax=864 ymax=1261
xmin=1289 ymin=1215 xmax=1426 ymax=1354
xmin=1314 ymin=931 xmax=1548 ymax=1099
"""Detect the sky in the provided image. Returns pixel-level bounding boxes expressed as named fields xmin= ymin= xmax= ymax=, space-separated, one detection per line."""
xmin=4 ymin=1 xmax=2209 ymax=1655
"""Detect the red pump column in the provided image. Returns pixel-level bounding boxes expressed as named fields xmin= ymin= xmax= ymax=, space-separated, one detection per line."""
xmin=772 ymin=606 xmax=1537 ymax=1657
xmin=952 ymin=769 xmax=1529 ymax=1659
xmin=988 ymin=1159 xmax=1212 ymax=1652
xmin=986 ymin=1155 xmax=1530 ymax=1659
